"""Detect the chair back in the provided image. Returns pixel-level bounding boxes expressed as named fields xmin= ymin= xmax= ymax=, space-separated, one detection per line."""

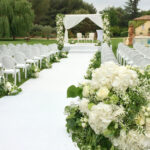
xmin=1 ymin=56 xmax=16 ymax=69
xmin=14 ymin=52 xmax=26 ymax=64
xmin=77 ymin=33 xmax=82 ymax=38
xmin=89 ymin=33 xmax=95 ymax=39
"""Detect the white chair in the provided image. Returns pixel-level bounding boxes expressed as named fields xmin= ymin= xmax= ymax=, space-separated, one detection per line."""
xmin=13 ymin=52 xmax=30 ymax=79
xmin=21 ymin=47 xmax=38 ymax=66
xmin=139 ymin=58 xmax=150 ymax=68
xmin=77 ymin=33 xmax=84 ymax=43
xmin=1 ymin=56 xmax=21 ymax=85
xmin=87 ymin=33 xmax=95 ymax=43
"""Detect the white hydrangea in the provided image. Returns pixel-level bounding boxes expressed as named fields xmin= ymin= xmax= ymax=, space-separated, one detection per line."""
xmin=112 ymin=130 xmax=150 ymax=150
xmin=91 ymin=62 xmax=139 ymax=92
xmin=88 ymin=102 xmax=124 ymax=134
xmin=79 ymin=98 xmax=89 ymax=115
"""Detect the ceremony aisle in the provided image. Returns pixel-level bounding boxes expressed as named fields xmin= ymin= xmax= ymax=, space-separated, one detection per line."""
xmin=0 ymin=52 xmax=94 ymax=150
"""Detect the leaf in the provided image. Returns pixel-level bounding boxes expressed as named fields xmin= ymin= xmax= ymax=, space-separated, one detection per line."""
xmin=67 ymin=85 xmax=83 ymax=98
xmin=88 ymin=103 xmax=95 ymax=110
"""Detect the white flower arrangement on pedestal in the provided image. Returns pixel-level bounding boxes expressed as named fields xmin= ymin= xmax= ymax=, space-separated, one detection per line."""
xmin=66 ymin=62 xmax=150 ymax=150
xmin=56 ymin=14 xmax=64 ymax=50
xmin=102 ymin=14 xmax=111 ymax=45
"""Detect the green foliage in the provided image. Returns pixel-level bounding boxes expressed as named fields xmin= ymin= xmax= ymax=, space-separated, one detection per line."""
xmin=28 ymin=64 xmax=40 ymax=78
xmin=30 ymin=24 xmax=56 ymax=38
xmin=50 ymin=53 xmax=60 ymax=63
xmin=42 ymin=58 xmax=52 ymax=69
xmin=0 ymin=79 xmax=7 ymax=98
xmin=65 ymin=105 xmax=117 ymax=150
xmin=67 ymin=85 xmax=83 ymax=99
xmin=30 ymin=24 xmax=43 ymax=36
xmin=129 ymin=20 xmax=146 ymax=28
xmin=125 ymin=0 xmax=141 ymax=20
xmin=120 ymin=31 xmax=128 ymax=37
xmin=85 ymin=51 xmax=101 ymax=80
xmin=0 ymin=0 xmax=34 ymax=38
xmin=42 ymin=26 xmax=53 ymax=39
xmin=28 ymin=0 xmax=49 ymax=25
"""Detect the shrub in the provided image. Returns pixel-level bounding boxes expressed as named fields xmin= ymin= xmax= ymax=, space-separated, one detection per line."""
xmin=30 ymin=24 xmax=43 ymax=37
xmin=42 ymin=25 xmax=53 ymax=39
xmin=120 ymin=31 xmax=128 ymax=37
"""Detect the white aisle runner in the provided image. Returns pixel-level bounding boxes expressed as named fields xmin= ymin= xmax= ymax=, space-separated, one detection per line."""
xmin=0 ymin=52 xmax=93 ymax=150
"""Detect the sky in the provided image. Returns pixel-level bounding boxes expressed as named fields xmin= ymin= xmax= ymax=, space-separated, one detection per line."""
xmin=84 ymin=0 xmax=150 ymax=12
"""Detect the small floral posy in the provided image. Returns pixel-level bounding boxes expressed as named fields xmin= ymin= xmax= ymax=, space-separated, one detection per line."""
xmin=0 ymin=76 xmax=22 ymax=97
xmin=42 ymin=57 xmax=52 ymax=69
xmin=28 ymin=64 xmax=40 ymax=78
xmin=5 ymin=81 xmax=22 ymax=96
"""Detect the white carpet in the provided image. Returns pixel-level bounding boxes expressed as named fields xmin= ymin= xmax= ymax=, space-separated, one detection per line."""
xmin=0 ymin=52 xmax=94 ymax=150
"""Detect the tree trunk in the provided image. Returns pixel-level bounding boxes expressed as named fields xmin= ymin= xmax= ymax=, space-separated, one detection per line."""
xmin=13 ymin=36 xmax=16 ymax=40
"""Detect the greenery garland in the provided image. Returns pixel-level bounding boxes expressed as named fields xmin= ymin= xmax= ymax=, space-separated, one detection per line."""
xmin=56 ymin=14 xmax=65 ymax=50
xmin=84 ymin=51 xmax=101 ymax=80
xmin=102 ymin=14 xmax=111 ymax=45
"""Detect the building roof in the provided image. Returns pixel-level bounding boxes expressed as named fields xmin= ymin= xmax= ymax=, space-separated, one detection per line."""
xmin=134 ymin=15 xmax=150 ymax=21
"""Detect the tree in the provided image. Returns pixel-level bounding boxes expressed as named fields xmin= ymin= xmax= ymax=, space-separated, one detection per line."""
xmin=125 ymin=0 xmax=140 ymax=19
xmin=0 ymin=0 xmax=34 ymax=39
xmin=0 ymin=0 xmax=12 ymax=38
xmin=28 ymin=0 xmax=49 ymax=25
xmin=29 ymin=0 xmax=97 ymax=26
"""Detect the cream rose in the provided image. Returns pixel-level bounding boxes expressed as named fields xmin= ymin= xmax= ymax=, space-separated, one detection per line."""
xmin=5 ymin=82 xmax=12 ymax=91
xmin=82 ymin=85 xmax=90 ymax=97
xmin=96 ymin=87 xmax=109 ymax=100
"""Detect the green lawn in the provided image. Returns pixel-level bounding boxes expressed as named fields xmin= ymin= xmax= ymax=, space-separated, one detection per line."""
xmin=111 ymin=38 xmax=124 ymax=56
xmin=0 ymin=39 xmax=57 ymax=45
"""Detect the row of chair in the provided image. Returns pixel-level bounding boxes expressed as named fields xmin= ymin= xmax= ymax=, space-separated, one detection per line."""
xmin=0 ymin=44 xmax=59 ymax=85
xmin=117 ymin=43 xmax=150 ymax=68
xmin=133 ymin=43 xmax=150 ymax=59
xmin=101 ymin=43 xmax=118 ymax=64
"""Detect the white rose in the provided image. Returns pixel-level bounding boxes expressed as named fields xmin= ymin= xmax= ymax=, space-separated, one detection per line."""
xmin=147 ymin=107 xmax=150 ymax=112
xmin=82 ymin=123 xmax=86 ymax=128
xmin=34 ymin=72 xmax=39 ymax=78
xmin=82 ymin=85 xmax=90 ymax=97
xmin=96 ymin=87 xmax=109 ymax=100
xmin=5 ymin=82 xmax=12 ymax=91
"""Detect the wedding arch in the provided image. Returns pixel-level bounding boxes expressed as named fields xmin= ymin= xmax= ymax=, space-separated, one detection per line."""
xmin=56 ymin=14 xmax=111 ymax=50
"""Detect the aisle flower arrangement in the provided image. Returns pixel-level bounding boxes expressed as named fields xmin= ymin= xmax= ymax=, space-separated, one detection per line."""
xmin=50 ymin=51 xmax=68 ymax=63
xmin=28 ymin=64 xmax=40 ymax=78
xmin=85 ymin=51 xmax=101 ymax=80
xmin=0 ymin=76 xmax=22 ymax=97
xmin=42 ymin=57 xmax=52 ymax=69
xmin=66 ymin=62 xmax=150 ymax=150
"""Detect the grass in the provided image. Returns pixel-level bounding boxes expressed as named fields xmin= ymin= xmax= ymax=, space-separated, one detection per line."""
xmin=111 ymin=38 xmax=124 ymax=56
xmin=0 ymin=39 xmax=57 ymax=45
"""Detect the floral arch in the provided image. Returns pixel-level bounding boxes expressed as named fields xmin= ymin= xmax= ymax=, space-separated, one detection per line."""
xmin=56 ymin=14 xmax=110 ymax=50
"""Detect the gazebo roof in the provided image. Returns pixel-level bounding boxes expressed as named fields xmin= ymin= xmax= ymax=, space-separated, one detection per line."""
xmin=134 ymin=15 xmax=150 ymax=21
